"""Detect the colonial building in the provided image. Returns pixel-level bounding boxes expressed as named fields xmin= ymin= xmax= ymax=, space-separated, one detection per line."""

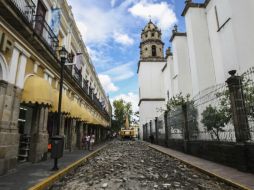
xmin=138 ymin=0 xmax=254 ymax=139
xmin=0 ymin=0 xmax=111 ymax=175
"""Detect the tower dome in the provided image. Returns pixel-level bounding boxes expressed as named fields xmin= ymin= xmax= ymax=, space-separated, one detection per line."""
xmin=140 ymin=20 xmax=165 ymax=61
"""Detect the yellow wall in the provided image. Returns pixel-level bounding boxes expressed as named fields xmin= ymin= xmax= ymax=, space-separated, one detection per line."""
xmin=25 ymin=58 xmax=34 ymax=75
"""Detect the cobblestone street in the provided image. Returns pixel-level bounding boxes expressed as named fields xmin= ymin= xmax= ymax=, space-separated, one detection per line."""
xmin=49 ymin=141 xmax=240 ymax=190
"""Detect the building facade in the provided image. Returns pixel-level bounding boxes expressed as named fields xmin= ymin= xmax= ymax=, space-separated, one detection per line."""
xmin=138 ymin=21 xmax=166 ymax=140
xmin=0 ymin=0 xmax=111 ymax=175
xmin=138 ymin=0 xmax=254 ymax=139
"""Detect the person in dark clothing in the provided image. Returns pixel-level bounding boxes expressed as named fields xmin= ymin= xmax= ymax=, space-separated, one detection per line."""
xmin=149 ymin=134 xmax=155 ymax=144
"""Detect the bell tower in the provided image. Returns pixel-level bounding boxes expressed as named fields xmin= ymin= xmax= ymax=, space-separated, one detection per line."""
xmin=138 ymin=20 xmax=166 ymax=140
xmin=140 ymin=20 xmax=165 ymax=61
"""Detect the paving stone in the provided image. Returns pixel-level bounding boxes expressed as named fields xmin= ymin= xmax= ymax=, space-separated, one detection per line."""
xmin=49 ymin=141 xmax=240 ymax=190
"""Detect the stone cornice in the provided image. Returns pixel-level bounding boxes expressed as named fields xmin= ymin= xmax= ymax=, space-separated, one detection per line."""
xmin=181 ymin=2 xmax=207 ymax=17
xmin=138 ymin=98 xmax=165 ymax=106
xmin=140 ymin=39 xmax=164 ymax=46
xmin=170 ymin=32 xmax=187 ymax=42
xmin=137 ymin=58 xmax=166 ymax=73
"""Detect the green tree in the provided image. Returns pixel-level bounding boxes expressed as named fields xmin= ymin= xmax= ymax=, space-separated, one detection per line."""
xmin=112 ymin=99 xmax=133 ymax=131
xmin=201 ymin=105 xmax=230 ymax=141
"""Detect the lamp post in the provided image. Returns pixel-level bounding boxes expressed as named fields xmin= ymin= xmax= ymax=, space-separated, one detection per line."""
xmin=51 ymin=46 xmax=68 ymax=171
xmin=57 ymin=46 xmax=68 ymax=134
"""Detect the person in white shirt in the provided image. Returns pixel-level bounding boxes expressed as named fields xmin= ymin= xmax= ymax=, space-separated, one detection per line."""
xmin=90 ymin=134 xmax=95 ymax=150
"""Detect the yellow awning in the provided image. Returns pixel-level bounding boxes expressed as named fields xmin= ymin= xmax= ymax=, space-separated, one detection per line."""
xmin=50 ymin=89 xmax=71 ymax=114
xmin=22 ymin=75 xmax=53 ymax=106
xmin=70 ymin=101 xmax=80 ymax=119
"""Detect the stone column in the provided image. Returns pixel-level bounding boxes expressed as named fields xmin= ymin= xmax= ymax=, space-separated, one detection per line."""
xmin=8 ymin=47 xmax=20 ymax=84
xmin=164 ymin=111 xmax=169 ymax=147
xmin=226 ymin=71 xmax=251 ymax=142
xmin=59 ymin=115 xmax=65 ymax=136
xmin=145 ymin=123 xmax=148 ymax=141
xmin=155 ymin=117 xmax=158 ymax=144
xmin=16 ymin=53 xmax=28 ymax=89
xmin=226 ymin=70 xmax=250 ymax=172
xmin=182 ymin=104 xmax=189 ymax=141
xmin=182 ymin=103 xmax=190 ymax=153
xmin=149 ymin=120 xmax=152 ymax=137
xmin=0 ymin=81 xmax=21 ymax=175
xmin=70 ymin=119 xmax=77 ymax=151
xmin=29 ymin=106 xmax=49 ymax=162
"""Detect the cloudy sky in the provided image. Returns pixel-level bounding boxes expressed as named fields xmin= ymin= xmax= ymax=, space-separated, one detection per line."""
xmin=67 ymin=0 xmax=203 ymax=113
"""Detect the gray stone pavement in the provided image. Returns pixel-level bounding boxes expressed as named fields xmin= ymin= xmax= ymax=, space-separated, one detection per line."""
xmin=0 ymin=144 xmax=106 ymax=190
xmin=149 ymin=144 xmax=254 ymax=190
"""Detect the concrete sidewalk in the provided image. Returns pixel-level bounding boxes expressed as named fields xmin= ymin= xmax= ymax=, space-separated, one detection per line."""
xmin=149 ymin=144 xmax=254 ymax=190
xmin=0 ymin=144 xmax=106 ymax=190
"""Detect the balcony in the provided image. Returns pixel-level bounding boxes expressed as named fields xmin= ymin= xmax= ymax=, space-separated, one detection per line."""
xmin=83 ymin=79 xmax=89 ymax=95
xmin=33 ymin=15 xmax=59 ymax=53
xmin=73 ymin=66 xmax=82 ymax=86
xmin=2 ymin=0 xmax=59 ymax=56
xmin=10 ymin=0 xmax=35 ymax=23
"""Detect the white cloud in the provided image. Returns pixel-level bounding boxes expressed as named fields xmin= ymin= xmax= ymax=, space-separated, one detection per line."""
xmin=98 ymin=74 xmax=118 ymax=93
xmin=113 ymin=32 xmax=134 ymax=46
xmin=111 ymin=92 xmax=139 ymax=113
xmin=103 ymin=62 xmax=135 ymax=82
xmin=128 ymin=1 xmax=177 ymax=31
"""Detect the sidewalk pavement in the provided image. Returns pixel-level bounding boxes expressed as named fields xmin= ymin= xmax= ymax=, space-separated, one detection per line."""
xmin=149 ymin=144 xmax=254 ymax=190
xmin=0 ymin=144 xmax=106 ymax=190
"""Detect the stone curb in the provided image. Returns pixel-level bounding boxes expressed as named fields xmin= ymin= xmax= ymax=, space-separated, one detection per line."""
xmin=28 ymin=144 xmax=108 ymax=190
xmin=148 ymin=144 xmax=251 ymax=190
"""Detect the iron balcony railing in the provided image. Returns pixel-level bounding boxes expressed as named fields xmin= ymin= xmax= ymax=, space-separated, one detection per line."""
xmin=83 ymin=79 xmax=89 ymax=95
xmin=33 ymin=15 xmax=59 ymax=53
xmin=10 ymin=0 xmax=35 ymax=23
xmin=73 ymin=66 xmax=82 ymax=85
xmin=10 ymin=1 xmax=58 ymax=53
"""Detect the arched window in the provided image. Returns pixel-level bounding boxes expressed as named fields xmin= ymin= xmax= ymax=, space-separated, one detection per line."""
xmin=152 ymin=45 xmax=156 ymax=57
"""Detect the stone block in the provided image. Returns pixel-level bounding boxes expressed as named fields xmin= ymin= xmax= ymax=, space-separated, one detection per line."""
xmin=5 ymin=145 xmax=19 ymax=159
xmin=6 ymin=83 xmax=14 ymax=96
xmin=0 ymin=159 xmax=7 ymax=175
xmin=0 ymin=146 xmax=7 ymax=159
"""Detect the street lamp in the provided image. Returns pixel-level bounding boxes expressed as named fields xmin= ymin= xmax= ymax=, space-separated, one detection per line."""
xmin=51 ymin=46 xmax=68 ymax=171
xmin=57 ymin=46 xmax=68 ymax=134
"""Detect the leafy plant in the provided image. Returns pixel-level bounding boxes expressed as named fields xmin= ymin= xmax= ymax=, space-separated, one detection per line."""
xmin=166 ymin=93 xmax=198 ymax=137
xmin=201 ymin=105 xmax=230 ymax=141
xmin=166 ymin=93 xmax=190 ymax=111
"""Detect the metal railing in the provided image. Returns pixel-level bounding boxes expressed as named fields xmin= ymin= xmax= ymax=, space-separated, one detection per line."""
xmin=33 ymin=15 xmax=59 ymax=53
xmin=73 ymin=66 xmax=82 ymax=85
xmin=10 ymin=0 xmax=35 ymax=23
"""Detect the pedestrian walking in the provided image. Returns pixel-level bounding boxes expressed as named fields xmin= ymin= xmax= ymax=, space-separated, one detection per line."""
xmin=81 ymin=133 xmax=86 ymax=150
xmin=86 ymin=134 xmax=91 ymax=150
xmin=90 ymin=134 xmax=95 ymax=150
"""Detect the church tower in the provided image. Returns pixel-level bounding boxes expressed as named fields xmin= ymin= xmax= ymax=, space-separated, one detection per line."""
xmin=138 ymin=20 xmax=166 ymax=140
xmin=140 ymin=20 xmax=165 ymax=61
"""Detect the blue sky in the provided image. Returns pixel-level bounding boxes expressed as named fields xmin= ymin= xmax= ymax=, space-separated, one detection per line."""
xmin=67 ymin=0 xmax=204 ymax=112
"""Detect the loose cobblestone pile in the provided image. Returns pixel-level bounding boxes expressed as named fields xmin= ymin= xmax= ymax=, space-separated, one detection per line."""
xmin=50 ymin=141 xmax=240 ymax=190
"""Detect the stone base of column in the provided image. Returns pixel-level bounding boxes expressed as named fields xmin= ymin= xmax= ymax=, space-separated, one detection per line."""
xmin=234 ymin=143 xmax=248 ymax=172
xmin=0 ymin=81 xmax=21 ymax=175
xmin=183 ymin=140 xmax=189 ymax=154
xmin=29 ymin=132 xmax=49 ymax=163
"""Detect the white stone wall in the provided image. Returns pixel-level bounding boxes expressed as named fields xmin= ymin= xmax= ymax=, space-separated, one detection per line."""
xmin=172 ymin=36 xmax=193 ymax=97
xmin=206 ymin=0 xmax=254 ymax=83
xmin=138 ymin=61 xmax=165 ymax=100
xmin=138 ymin=60 xmax=166 ymax=139
xmin=185 ymin=7 xmax=216 ymax=96
xmin=139 ymin=101 xmax=165 ymax=139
